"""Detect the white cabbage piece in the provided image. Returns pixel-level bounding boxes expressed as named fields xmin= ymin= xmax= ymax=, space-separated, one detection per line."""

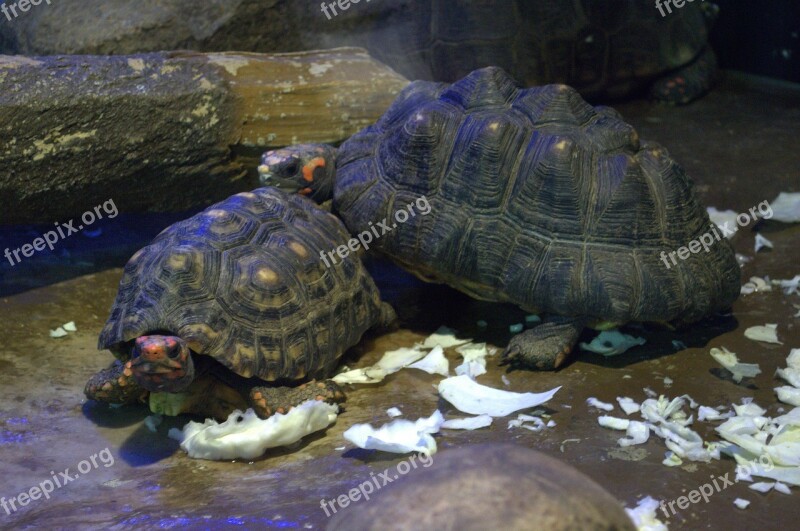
xmin=49 ymin=327 xmax=67 ymax=338
xmin=775 ymin=386 xmax=800 ymax=407
xmin=579 ymin=329 xmax=646 ymax=356
xmin=754 ymin=233 xmax=773 ymax=253
xmin=376 ymin=346 xmax=429 ymax=373
xmin=598 ymin=416 xmax=630 ymax=430
xmin=707 ymin=207 xmax=738 ymax=236
xmin=710 ymin=346 xmax=762 ymax=382
xmin=438 ymin=375 xmax=560 ymax=417
xmin=734 ymin=454 xmax=800 ymax=486
xmin=663 ymin=452 xmax=683 ymax=467
xmin=454 ymin=343 xmax=496 ymax=379
xmin=333 ymin=346 xmax=429 ymax=385
xmin=343 ymin=410 xmax=443 ymax=455
xmin=587 ymin=397 xmax=614 ymax=411
xmin=171 ymin=401 xmax=338 ymax=460
xmin=62 ymin=321 xmax=77 ymax=332
xmin=420 ymin=326 xmax=471 ymax=349
xmin=618 ymin=421 xmax=650 ymax=447
xmin=748 ymin=482 xmax=774 ymax=493
xmin=441 ymin=415 xmax=493 ymax=430
xmin=741 ymin=276 xmax=772 ymax=295
xmin=386 ymin=407 xmax=402 ymax=418
xmin=617 ymin=397 xmax=641 ymax=415
xmin=744 ymin=324 xmax=782 ymax=345
xmin=698 ymin=406 xmax=733 ymax=422
xmin=625 ymin=496 xmax=669 ymax=531
xmin=332 ymin=366 xmax=388 ymax=385
xmin=774 ymin=482 xmax=792 ymax=495
xmin=773 ymin=275 xmax=800 ymax=295
xmin=769 ymin=191 xmax=800 ymax=223
xmin=408 ymin=345 xmax=449 ymax=376
xmin=508 ymin=413 xmax=549 ymax=432
xmin=733 ymin=498 xmax=750 ymax=510
xmin=733 ymin=402 xmax=767 ymax=417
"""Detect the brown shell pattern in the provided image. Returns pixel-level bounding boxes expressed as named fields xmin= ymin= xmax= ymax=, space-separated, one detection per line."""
xmin=99 ymin=188 xmax=385 ymax=382
xmin=334 ymin=67 xmax=739 ymax=326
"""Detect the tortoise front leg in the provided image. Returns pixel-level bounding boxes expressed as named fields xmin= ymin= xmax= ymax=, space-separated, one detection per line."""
xmin=248 ymin=380 xmax=346 ymax=419
xmin=502 ymin=315 xmax=587 ymax=370
xmin=85 ymin=359 xmax=148 ymax=404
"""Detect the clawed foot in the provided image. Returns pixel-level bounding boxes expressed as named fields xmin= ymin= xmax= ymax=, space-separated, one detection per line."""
xmin=249 ymin=379 xmax=346 ymax=419
xmin=84 ymin=359 xmax=148 ymax=404
xmin=501 ymin=316 xmax=586 ymax=371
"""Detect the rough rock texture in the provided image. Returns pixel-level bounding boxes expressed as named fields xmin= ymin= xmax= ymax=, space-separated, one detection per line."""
xmin=327 ymin=443 xmax=636 ymax=530
xmin=0 ymin=48 xmax=408 ymax=224
xmin=0 ymin=0 xmax=710 ymax=101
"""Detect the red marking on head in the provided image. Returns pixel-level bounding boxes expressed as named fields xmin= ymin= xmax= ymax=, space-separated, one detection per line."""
xmin=303 ymin=157 xmax=325 ymax=182
xmin=676 ymin=76 xmax=685 ymax=84
xmin=135 ymin=337 xmax=168 ymax=362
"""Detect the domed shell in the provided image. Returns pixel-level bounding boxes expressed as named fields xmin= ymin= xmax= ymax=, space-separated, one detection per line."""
xmin=334 ymin=67 xmax=739 ymax=326
xmin=99 ymin=188 xmax=386 ymax=382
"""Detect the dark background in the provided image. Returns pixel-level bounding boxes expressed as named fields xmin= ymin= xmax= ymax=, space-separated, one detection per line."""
xmin=712 ymin=0 xmax=800 ymax=82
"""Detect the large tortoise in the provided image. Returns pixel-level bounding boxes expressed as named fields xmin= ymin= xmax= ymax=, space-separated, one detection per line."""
xmin=85 ymin=188 xmax=395 ymax=419
xmin=258 ymin=67 xmax=740 ymax=370
xmin=323 ymin=0 xmax=720 ymax=104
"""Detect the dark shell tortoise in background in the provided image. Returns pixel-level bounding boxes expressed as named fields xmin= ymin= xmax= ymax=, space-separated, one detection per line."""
xmin=326 ymin=443 xmax=636 ymax=530
xmin=85 ymin=188 xmax=395 ymax=420
xmin=3 ymin=0 xmax=719 ymax=105
xmin=258 ymin=67 xmax=740 ymax=371
xmin=314 ymin=0 xmax=720 ymax=104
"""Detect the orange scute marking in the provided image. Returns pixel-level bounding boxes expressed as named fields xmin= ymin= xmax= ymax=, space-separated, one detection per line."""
xmin=300 ymin=187 xmax=313 ymax=195
xmin=302 ymin=157 xmax=325 ymax=182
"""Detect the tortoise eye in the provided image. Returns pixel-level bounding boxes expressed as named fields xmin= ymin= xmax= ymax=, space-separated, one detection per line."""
xmin=167 ymin=345 xmax=181 ymax=359
xmin=284 ymin=161 xmax=299 ymax=176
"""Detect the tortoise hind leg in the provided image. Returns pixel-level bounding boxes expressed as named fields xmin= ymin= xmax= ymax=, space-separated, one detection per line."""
xmin=85 ymin=359 xmax=148 ymax=404
xmin=502 ymin=316 xmax=587 ymax=370
xmin=650 ymin=46 xmax=718 ymax=105
xmin=249 ymin=380 xmax=346 ymax=419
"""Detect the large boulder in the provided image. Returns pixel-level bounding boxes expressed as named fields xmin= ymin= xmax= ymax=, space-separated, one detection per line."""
xmin=0 ymin=48 xmax=408 ymax=224
xmin=326 ymin=443 xmax=636 ymax=531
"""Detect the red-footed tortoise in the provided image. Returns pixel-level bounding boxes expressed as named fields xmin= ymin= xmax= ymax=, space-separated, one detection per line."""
xmin=85 ymin=187 xmax=395 ymax=419
xmin=257 ymin=67 xmax=739 ymax=371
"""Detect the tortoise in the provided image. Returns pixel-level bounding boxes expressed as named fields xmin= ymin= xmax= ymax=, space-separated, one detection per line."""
xmin=85 ymin=187 xmax=396 ymax=419
xmin=257 ymin=66 xmax=740 ymax=371
xmin=317 ymin=0 xmax=720 ymax=104
xmin=326 ymin=443 xmax=636 ymax=530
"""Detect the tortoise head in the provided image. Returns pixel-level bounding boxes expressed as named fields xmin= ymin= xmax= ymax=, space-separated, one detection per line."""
xmin=130 ymin=335 xmax=195 ymax=393
xmin=258 ymin=144 xmax=337 ymax=203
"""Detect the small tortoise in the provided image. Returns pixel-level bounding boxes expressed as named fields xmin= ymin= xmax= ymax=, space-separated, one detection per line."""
xmin=85 ymin=188 xmax=395 ymax=419
xmin=258 ymin=67 xmax=740 ymax=371
xmin=327 ymin=444 xmax=636 ymax=530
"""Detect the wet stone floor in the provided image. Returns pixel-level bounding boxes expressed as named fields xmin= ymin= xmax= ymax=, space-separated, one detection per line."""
xmin=1 ymin=73 xmax=799 ymax=530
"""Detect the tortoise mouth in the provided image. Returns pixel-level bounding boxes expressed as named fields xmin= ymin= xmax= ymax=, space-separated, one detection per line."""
xmin=129 ymin=335 xmax=195 ymax=392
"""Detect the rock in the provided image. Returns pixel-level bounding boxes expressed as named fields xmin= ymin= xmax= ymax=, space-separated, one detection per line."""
xmin=0 ymin=48 xmax=408 ymax=223
xmin=326 ymin=443 xmax=635 ymax=531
